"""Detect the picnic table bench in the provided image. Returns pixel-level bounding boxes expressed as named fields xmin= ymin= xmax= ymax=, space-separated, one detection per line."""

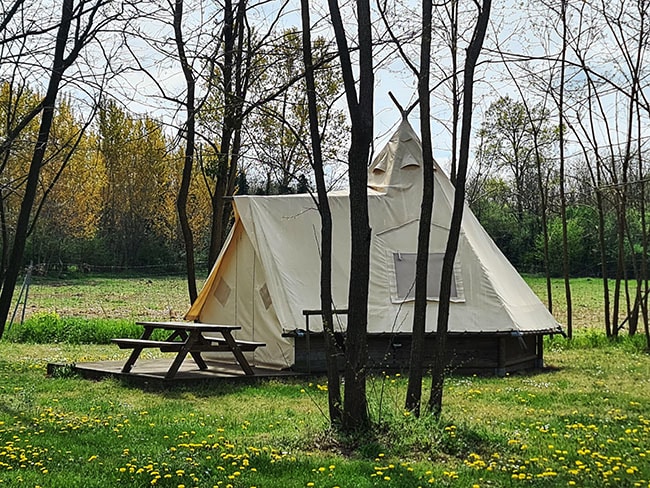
xmin=112 ymin=321 xmax=265 ymax=379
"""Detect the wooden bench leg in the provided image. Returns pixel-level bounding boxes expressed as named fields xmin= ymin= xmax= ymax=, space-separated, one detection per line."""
xmin=165 ymin=346 xmax=191 ymax=379
xmin=165 ymin=330 xmax=210 ymax=379
xmin=122 ymin=347 xmax=143 ymax=373
xmin=190 ymin=351 xmax=208 ymax=370
xmin=221 ymin=330 xmax=255 ymax=375
xmin=122 ymin=327 xmax=154 ymax=373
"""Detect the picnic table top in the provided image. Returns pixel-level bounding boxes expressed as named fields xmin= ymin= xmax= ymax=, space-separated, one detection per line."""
xmin=135 ymin=321 xmax=241 ymax=332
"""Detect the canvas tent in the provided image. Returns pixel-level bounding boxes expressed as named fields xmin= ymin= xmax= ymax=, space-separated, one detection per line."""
xmin=185 ymin=119 xmax=562 ymax=374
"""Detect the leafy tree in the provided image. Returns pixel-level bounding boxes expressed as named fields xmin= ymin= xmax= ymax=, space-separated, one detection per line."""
xmin=0 ymin=82 xmax=42 ymax=274
xmin=27 ymin=101 xmax=104 ymax=267
xmin=0 ymin=0 xmax=116 ymax=339
xmin=246 ymin=29 xmax=347 ymax=194
xmin=98 ymin=101 xmax=177 ymax=267
xmin=478 ymin=96 xmax=557 ymax=225
xmin=469 ymin=177 xmax=532 ymax=268
xmin=539 ymin=208 xmax=598 ymax=277
xmin=475 ymin=96 xmax=559 ymax=275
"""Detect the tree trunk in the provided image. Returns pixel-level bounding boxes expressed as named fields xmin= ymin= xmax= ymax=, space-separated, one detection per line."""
xmin=429 ymin=0 xmax=491 ymax=417
xmin=449 ymin=0 xmax=459 ymax=186
xmin=207 ymin=0 xmax=240 ymax=269
xmin=172 ymin=0 xmax=198 ymax=303
xmin=405 ymin=0 xmax=433 ymax=416
xmin=0 ymin=0 xmax=73 ymax=337
xmin=326 ymin=0 xmax=374 ymax=432
xmin=300 ymin=0 xmax=342 ymax=425
xmin=558 ymin=0 xmax=572 ymax=338
xmin=344 ymin=136 xmax=372 ymax=431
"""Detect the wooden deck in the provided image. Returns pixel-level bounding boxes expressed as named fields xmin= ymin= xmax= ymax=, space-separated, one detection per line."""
xmin=47 ymin=358 xmax=301 ymax=388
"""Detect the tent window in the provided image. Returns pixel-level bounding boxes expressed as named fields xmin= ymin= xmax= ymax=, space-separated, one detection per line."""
xmin=392 ymin=252 xmax=458 ymax=302
xmin=214 ymin=278 xmax=231 ymax=306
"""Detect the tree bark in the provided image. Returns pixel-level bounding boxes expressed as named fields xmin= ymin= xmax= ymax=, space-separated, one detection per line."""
xmin=207 ymin=0 xmax=245 ymax=269
xmin=326 ymin=0 xmax=373 ymax=432
xmin=558 ymin=0 xmax=572 ymax=338
xmin=405 ymin=0 xmax=433 ymax=416
xmin=428 ymin=0 xmax=491 ymax=417
xmin=172 ymin=0 xmax=198 ymax=303
xmin=0 ymin=0 xmax=74 ymax=337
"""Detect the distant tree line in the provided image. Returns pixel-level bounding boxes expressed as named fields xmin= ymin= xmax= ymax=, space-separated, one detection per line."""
xmin=9 ymin=89 xmax=649 ymax=286
xmin=0 ymin=90 xmax=329 ymax=274
xmin=3 ymin=85 xmax=650 ymax=285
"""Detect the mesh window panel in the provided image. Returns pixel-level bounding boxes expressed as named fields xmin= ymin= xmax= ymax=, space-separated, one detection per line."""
xmin=392 ymin=252 xmax=457 ymax=301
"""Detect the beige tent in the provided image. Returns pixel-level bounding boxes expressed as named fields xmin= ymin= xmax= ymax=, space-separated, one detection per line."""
xmin=186 ymin=120 xmax=562 ymax=373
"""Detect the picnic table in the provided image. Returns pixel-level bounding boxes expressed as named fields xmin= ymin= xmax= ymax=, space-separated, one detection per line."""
xmin=111 ymin=321 xmax=264 ymax=379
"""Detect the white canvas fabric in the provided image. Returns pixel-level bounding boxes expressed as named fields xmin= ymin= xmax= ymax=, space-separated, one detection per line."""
xmin=186 ymin=120 xmax=562 ymax=369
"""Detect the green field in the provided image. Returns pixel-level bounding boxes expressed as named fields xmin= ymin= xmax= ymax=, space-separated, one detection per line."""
xmin=1 ymin=274 xmax=649 ymax=487
xmin=13 ymin=274 xmax=199 ymax=321
xmin=10 ymin=273 xmax=621 ymax=328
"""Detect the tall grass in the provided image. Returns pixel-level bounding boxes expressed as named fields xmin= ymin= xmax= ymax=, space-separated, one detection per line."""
xmin=5 ymin=312 xmax=162 ymax=344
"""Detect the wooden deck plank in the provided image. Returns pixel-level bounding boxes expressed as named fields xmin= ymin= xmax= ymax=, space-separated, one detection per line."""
xmin=47 ymin=358 xmax=301 ymax=387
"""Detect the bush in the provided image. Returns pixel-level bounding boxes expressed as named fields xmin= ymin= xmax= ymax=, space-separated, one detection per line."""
xmin=5 ymin=313 xmax=152 ymax=344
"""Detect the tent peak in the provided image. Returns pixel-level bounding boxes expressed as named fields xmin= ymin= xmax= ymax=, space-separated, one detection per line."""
xmin=367 ymin=118 xmax=424 ymax=194
xmin=388 ymin=91 xmax=418 ymax=120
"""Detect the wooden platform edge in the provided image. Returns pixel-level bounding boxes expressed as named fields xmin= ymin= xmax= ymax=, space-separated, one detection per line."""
xmin=46 ymin=359 xmax=303 ymax=389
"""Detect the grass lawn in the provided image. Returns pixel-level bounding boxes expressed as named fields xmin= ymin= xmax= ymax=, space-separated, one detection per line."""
xmin=14 ymin=274 xmax=200 ymax=322
xmin=1 ymin=274 xmax=649 ymax=487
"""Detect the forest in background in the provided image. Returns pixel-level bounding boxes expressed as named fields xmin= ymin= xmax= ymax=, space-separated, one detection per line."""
xmin=0 ymin=89 xmax=643 ymax=282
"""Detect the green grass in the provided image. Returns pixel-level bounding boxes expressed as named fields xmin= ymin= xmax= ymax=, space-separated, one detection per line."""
xmin=2 ymin=274 xmax=650 ymax=486
xmin=14 ymin=273 xmax=199 ymax=322
xmin=524 ymin=276 xmax=612 ymax=329
xmin=1 ymin=336 xmax=649 ymax=487
xmin=13 ymin=273 xmax=627 ymax=332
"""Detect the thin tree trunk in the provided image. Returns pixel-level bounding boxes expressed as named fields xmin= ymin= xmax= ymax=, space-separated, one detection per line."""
xmin=449 ymin=0 xmax=459 ymax=186
xmin=429 ymin=0 xmax=491 ymax=417
xmin=172 ymin=0 xmax=198 ymax=303
xmin=637 ymin=102 xmax=649 ymax=346
xmin=208 ymin=0 xmax=239 ymax=268
xmin=558 ymin=0 xmax=572 ymax=338
xmin=0 ymin=0 xmax=73 ymax=337
xmin=568 ymin=53 xmax=611 ymax=337
xmin=326 ymin=0 xmax=374 ymax=432
xmin=405 ymin=0 xmax=433 ymax=416
xmin=300 ymin=0 xmax=342 ymax=425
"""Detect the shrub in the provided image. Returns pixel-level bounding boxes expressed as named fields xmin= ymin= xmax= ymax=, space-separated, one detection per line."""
xmin=5 ymin=314 xmax=151 ymax=344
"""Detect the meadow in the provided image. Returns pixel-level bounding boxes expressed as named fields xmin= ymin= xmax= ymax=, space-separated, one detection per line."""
xmin=0 ymin=274 xmax=649 ymax=487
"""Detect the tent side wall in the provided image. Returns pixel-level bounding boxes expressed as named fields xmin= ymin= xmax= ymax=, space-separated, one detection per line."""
xmin=194 ymin=220 xmax=295 ymax=369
